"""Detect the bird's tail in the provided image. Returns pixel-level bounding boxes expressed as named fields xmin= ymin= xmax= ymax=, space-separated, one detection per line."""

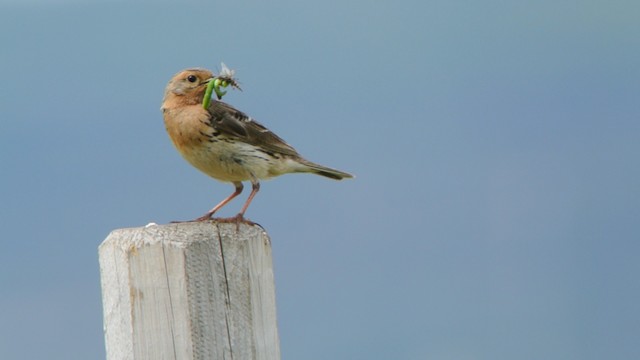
xmin=298 ymin=159 xmax=354 ymax=180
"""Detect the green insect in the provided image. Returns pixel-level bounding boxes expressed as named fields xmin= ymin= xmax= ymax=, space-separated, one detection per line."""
xmin=202 ymin=63 xmax=241 ymax=109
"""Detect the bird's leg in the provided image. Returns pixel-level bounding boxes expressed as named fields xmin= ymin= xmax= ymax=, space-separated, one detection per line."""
xmin=237 ymin=179 xmax=260 ymax=218
xmin=195 ymin=182 xmax=244 ymax=221
xmin=213 ymin=179 xmax=260 ymax=227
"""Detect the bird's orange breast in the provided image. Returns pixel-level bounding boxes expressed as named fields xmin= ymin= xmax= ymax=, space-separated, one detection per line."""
xmin=163 ymin=106 xmax=212 ymax=152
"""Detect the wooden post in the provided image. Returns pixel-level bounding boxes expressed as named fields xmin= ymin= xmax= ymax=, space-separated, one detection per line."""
xmin=98 ymin=222 xmax=280 ymax=360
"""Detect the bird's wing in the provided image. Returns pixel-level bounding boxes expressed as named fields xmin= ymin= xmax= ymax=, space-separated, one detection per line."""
xmin=207 ymin=100 xmax=301 ymax=157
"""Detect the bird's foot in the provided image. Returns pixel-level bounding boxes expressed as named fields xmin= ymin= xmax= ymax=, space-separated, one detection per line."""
xmin=214 ymin=213 xmax=255 ymax=225
xmin=213 ymin=214 xmax=265 ymax=230
xmin=170 ymin=213 xmax=262 ymax=229
xmin=195 ymin=213 xmax=215 ymax=222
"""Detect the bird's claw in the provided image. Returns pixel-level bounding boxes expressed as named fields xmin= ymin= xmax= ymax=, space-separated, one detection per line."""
xmin=214 ymin=213 xmax=252 ymax=224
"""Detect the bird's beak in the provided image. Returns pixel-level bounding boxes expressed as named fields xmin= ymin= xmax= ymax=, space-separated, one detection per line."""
xmin=203 ymin=77 xmax=215 ymax=84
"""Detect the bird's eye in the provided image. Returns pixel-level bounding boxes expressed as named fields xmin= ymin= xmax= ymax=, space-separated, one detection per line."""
xmin=187 ymin=75 xmax=198 ymax=83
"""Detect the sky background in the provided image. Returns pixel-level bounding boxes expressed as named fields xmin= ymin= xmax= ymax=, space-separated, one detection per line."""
xmin=1 ymin=0 xmax=639 ymax=359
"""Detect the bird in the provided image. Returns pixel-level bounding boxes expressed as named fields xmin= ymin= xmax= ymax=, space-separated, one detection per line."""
xmin=161 ymin=68 xmax=353 ymax=222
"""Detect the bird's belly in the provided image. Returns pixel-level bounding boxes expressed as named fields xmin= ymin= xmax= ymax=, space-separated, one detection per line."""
xmin=178 ymin=139 xmax=282 ymax=182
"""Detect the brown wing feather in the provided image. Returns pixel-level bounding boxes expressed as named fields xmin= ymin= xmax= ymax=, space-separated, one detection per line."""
xmin=207 ymin=100 xmax=301 ymax=157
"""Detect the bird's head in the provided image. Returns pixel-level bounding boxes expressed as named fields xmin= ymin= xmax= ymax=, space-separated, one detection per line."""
xmin=163 ymin=68 xmax=215 ymax=106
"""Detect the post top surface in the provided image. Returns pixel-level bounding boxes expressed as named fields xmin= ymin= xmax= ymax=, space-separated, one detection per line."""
xmin=100 ymin=221 xmax=270 ymax=251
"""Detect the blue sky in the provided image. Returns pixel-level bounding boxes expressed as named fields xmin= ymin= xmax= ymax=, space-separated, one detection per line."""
xmin=1 ymin=0 xmax=639 ymax=359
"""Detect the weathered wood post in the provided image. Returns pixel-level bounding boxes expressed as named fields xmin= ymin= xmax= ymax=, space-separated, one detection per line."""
xmin=98 ymin=221 xmax=280 ymax=360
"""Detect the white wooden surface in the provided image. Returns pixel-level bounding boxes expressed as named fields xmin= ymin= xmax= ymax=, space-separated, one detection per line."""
xmin=99 ymin=222 xmax=280 ymax=360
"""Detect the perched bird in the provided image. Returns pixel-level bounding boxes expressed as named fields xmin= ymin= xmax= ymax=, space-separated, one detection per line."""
xmin=161 ymin=68 xmax=353 ymax=221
